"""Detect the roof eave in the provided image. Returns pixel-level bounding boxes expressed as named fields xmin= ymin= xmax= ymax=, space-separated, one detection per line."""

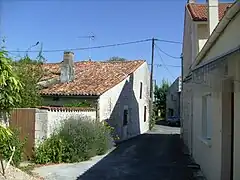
xmin=191 ymin=1 xmax=240 ymax=69
xmin=41 ymin=93 xmax=100 ymax=97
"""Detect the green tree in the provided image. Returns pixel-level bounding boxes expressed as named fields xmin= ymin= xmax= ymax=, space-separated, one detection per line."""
xmin=0 ymin=49 xmax=22 ymax=175
xmin=0 ymin=50 xmax=22 ymax=113
xmin=108 ymin=56 xmax=126 ymax=62
xmin=154 ymin=79 xmax=170 ymax=119
xmin=13 ymin=56 xmax=44 ymax=108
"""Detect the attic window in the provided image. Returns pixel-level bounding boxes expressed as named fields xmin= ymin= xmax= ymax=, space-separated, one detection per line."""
xmin=53 ymin=97 xmax=60 ymax=101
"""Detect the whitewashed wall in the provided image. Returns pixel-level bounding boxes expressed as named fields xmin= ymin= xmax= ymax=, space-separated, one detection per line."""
xmin=46 ymin=109 xmax=96 ymax=138
xmin=99 ymin=62 xmax=150 ymax=141
xmin=35 ymin=108 xmax=96 ymax=146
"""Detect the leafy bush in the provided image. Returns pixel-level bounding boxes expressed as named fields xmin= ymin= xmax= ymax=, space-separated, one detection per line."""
xmin=0 ymin=127 xmax=25 ymax=167
xmin=149 ymin=113 xmax=157 ymax=130
xmin=64 ymin=100 xmax=92 ymax=108
xmin=34 ymin=117 xmax=113 ymax=164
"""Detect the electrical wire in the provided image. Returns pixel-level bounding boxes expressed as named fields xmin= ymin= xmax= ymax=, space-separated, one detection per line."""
xmin=7 ymin=39 xmax=152 ymax=53
xmin=148 ymin=63 xmax=181 ymax=67
xmin=154 ymin=45 xmax=175 ymax=79
xmin=6 ymin=38 xmax=183 ymax=53
xmin=154 ymin=43 xmax=181 ymax=59
xmin=155 ymin=39 xmax=182 ymax=44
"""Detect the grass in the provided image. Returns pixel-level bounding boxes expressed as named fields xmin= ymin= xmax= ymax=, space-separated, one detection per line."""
xmin=19 ymin=163 xmax=36 ymax=176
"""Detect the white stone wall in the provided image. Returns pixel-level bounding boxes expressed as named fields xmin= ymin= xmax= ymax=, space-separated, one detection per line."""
xmin=99 ymin=62 xmax=150 ymax=141
xmin=46 ymin=110 xmax=96 ymax=138
xmin=34 ymin=109 xmax=96 ymax=146
xmin=188 ymin=10 xmax=240 ymax=180
xmin=35 ymin=109 xmax=48 ymax=147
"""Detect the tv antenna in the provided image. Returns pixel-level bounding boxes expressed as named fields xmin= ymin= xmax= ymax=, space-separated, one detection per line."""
xmin=77 ymin=35 xmax=95 ymax=60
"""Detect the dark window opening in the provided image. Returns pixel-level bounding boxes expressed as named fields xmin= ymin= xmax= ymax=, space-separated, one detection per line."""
xmin=169 ymin=108 xmax=174 ymax=116
xmin=53 ymin=97 xmax=60 ymax=101
xmin=140 ymin=82 xmax=143 ymax=99
xmin=123 ymin=109 xmax=128 ymax=126
xmin=144 ymin=106 xmax=147 ymax=122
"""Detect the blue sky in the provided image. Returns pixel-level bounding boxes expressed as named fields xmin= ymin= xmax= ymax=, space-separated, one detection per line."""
xmin=1 ymin=0 xmax=231 ymax=85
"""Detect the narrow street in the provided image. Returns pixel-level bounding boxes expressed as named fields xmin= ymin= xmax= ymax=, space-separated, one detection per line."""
xmin=34 ymin=123 xmax=202 ymax=180
xmin=34 ymin=123 xmax=203 ymax=180
xmin=76 ymin=124 xmax=200 ymax=180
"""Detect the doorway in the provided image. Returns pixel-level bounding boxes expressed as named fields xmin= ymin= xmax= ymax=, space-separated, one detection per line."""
xmin=221 ymin=79 xmax=234 ymax=180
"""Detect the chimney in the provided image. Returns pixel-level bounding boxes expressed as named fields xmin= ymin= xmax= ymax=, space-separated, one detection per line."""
xmin=60 ymin=51 xmax=75 ymax=83
xmin=207 ymin=0 xmax=219 ymax=35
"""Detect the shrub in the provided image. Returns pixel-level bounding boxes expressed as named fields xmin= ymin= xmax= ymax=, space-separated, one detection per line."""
xmin=34 ymin=117 xmax=113 ymax=164
xmin=0 ymin=127 xmax=25 ymax=167
xmin=149 ymin=113 xmax=157 ymax=130
xmin=94 ymin=122 xmax=113 ymax=155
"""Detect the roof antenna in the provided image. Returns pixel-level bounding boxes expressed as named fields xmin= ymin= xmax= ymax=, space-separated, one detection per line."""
xmin=77 ymin=34 xmax=95 ymax=61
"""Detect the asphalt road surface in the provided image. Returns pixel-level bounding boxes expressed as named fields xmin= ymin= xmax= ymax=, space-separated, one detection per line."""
xmin=34 ymin=124 xmax=204 ymax=180
xmin=77 ymin=124 xmax=201 ymax=180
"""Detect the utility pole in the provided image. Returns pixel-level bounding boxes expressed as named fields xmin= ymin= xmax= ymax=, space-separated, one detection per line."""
xmin=149 ymin=38 xmax=155 ymax=119
xmin=150 ymin=38 xmax=155 ymax=99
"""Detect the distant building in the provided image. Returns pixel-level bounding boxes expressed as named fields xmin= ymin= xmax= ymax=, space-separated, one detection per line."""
xmin=166 ymin=76 xmax=181 ymax=119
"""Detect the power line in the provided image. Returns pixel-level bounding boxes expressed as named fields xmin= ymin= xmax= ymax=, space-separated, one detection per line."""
xmin=6 ymin=38 xmax=182 ymax=53
xmin=154 ymin=44 xmax=175 ymax=79
xmin=7 ymin=39 xmax=152 ymax=53
xmin=148 ymin=63 xmax=181 ymax=67
xmin=154 ymin=43 xmax=181 ymax=59
xmin=155 ymin=39 xmax=182 ymax=44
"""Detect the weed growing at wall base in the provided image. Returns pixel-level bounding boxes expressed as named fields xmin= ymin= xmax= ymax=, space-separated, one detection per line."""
xmin=34 ymin=116 xmax=114 ymax=164
xmin=0 ymin=128 xmax=25 ymax=167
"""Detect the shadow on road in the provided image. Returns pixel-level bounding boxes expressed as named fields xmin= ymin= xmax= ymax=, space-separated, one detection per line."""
xmin=156 ymin=120 xmax=180 ymax=127
xmin=77 ymin=133 xmax=198 ymax=180
xmin=155 ymin=120 xmax=168 ymax=126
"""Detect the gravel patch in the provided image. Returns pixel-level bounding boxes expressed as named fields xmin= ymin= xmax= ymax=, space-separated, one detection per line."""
xmin=33 ymin=148 xmax=115 ymax=180
xmin=0 ymin=163 xmax=42 ymax=180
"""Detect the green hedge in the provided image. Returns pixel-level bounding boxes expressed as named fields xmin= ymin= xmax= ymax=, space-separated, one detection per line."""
xmin=34 ymin=117 xmax=113 ymax=164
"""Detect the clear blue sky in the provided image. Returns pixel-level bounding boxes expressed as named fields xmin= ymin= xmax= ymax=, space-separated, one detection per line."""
xmin=0 ymin=0 xmax=233 ymax=85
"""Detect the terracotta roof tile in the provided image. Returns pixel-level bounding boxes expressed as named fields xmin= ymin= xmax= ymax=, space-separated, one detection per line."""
xmin=40 ymin=60 xmax=145 ymax=96
xmin=187 ymin=3 xmax=232 ymax=21
xmin=37 ymin=106 xmax=95 ymax=112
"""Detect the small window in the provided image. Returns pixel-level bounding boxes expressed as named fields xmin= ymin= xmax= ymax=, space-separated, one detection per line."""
xmin=53 ymin=97 xmax=60 ymax=101
xmin=144 ymin=106 xmax=147 ymax=122
xmin=169 ymin=108 xmax=174 ymax=116
xmin=202 ymin=94 xmax=212 ymax=140
xmin=140 ymin=82 xmax=143 ymax=99
xmin=123 ymin=109 xmax=128 ymax=126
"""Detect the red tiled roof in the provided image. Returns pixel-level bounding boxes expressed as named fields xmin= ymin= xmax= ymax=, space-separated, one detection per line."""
xmin=187 ymin=3 xmax=232 ymax=21
xmin=37 ymin=106 xmax=95 ymax=112
xmin=40 ymin=60 xmax=145 ymax=96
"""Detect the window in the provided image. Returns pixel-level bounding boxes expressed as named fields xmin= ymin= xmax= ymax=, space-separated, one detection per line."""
xmin=123 ymin=109 xmax=128 ymax=126
xmin=169 ymin=108 xmax=174 ymax=117
xmin=53 ymin=97 xmax=60 ymax=101
xmin=202 ymin=94 xmax=212 ymax=140
xmin=140 ymin=82 xmax=143 ymax=99
xmin=144 ymin=106 xmax=147 ymax=122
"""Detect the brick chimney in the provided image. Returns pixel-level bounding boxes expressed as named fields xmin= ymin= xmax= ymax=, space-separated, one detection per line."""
xmin=60 ymin=51 xmax=75 ymax=83
xmin=207 ymin=0 xmax=219 ymax=35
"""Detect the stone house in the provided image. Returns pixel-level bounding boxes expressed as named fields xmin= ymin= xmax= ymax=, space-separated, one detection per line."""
xmin=181 ymin=0 xmax=240 ymax=180
xmin=166 ymin=76 xmax=181 ymax=119
xmin=39 ymin=52 xmax=151 ymax=141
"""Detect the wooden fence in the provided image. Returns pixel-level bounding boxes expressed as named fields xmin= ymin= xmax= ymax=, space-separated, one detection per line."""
xmin=9 ymin=108 xmax=36 ymax=160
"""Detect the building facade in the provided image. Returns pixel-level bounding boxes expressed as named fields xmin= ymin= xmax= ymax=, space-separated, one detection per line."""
xmin=181 ymin=1 xmax=240 ymax=180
